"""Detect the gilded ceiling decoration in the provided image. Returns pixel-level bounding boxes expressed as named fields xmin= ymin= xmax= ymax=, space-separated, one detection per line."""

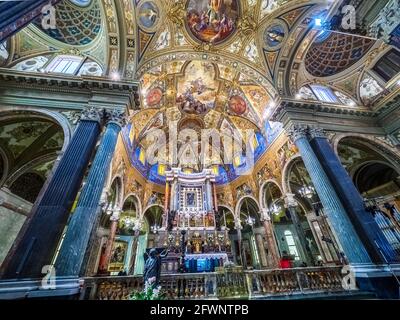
xmin=3 ymin=0 xmax=397 ymax=189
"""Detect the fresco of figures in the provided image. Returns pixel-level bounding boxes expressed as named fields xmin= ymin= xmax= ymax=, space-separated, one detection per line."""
xmin=176 ymin=61 xmax=218 ymax=115
xmin=186 ymin=0 xmax=239 ymax=44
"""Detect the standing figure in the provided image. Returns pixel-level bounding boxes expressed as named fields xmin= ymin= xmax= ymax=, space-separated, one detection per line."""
xmin=143 ymin=248 xmax=169 ymax=287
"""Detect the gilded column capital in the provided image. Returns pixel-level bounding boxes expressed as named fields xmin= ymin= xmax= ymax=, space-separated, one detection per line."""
xmin=286 ymin=124 xmax=308 ymax=143
xmin=308 ymin=126 xmax=326 ymax=140
xmin=80 ymin=106 xmax=104 ymax=124
xmin=105 ymin=109 xmax=128 ymax=128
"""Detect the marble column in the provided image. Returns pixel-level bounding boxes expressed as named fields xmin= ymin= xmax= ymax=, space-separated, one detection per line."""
xmin=164 ymin=181 xmax=170 ymax=228
xmin=129 ymin=228 xmax=141 ymax=275
xmin=309 ymin=128 xmax=398 ymax=263
xmin=287 ymin=125 xmax=371 ymax=264
xmin=1 ymin=107 xmax=102 ymax=279
xmin=212 ymin=182 xmax=218 ymax=212
xmin=260 ymin=209 xmax=280 ymax=268
xmin=55 ymin=110 xmax=126 ymax=277
xmin=285 ymin=195 xmax=315 ymax=266
xmin=99 ymin=208 xmax=120 ymax=273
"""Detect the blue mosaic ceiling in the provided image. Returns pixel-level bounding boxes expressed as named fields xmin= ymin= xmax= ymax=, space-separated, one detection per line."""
xmin=33 ymin=0 xmax=101 ymax=46
xmin=305 ymin=32 xmax=375 ymax=77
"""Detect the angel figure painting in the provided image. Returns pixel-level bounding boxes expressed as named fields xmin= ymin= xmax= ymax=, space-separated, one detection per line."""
xmin=186 ymin=0 xmax=239 ymax=44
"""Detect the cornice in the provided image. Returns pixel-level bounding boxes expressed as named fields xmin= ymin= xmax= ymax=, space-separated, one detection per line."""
xmin=271 ymin=98 xmax=375 ymax=122
xmin=0 ymin=68 xmax=139 ymax=92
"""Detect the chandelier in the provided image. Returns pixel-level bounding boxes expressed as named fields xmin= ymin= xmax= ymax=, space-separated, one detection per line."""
xmin=299 ymin=185 xmax=315 ymax=199
xmin=270 ymin=203 xmax=282 ymax=216
xmin=151 ymin=223 xmax=161 ymax=234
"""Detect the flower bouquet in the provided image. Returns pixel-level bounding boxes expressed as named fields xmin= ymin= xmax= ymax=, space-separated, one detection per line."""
xmin=129 ymin=277 xmax=165 ymax=300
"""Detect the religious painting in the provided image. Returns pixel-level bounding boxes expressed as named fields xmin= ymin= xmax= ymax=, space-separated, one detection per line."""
xmin=137 ymin=1 xmax=159 ymax=30
xmin=108 ymin=240 xmax=128 ymax=272
xmin=186 ymin=0 xmax=240 ymax=45
xmin=186 ymin=192 xmax=196 ymax=207
xmin=146 ymin=87 xmax=163 ymax=107
xmin=176 ymin=61 xmax=217 ymax=115
xmin=263 ymin=22 xmax=287 ymax=50
xmin=228 ymin=95 xmax=247 ymax=115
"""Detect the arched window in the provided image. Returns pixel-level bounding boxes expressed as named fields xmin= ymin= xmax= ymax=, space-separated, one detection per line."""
xmin=45 ymin=55 xmax=83 ymax=74
xmin=11 ymin=54 xmax=103 ymax=76
xmin=298 ymin=85 xmax=356 ymax=106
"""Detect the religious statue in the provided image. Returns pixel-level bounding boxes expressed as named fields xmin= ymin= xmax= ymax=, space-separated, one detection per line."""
xmin=143 ymin=248 xmax=169 ymax=287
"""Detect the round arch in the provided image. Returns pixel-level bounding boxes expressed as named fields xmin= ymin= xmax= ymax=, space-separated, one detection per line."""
xmin=0 ymin=107 xmax=72 ymax=152
xmin=235 ymin=195 xmax=260 ymax=218
xmin=281 ymin=154 xmax=303 ymax=195
xmin=109 ymin=175 xmax=124 ymax=208
xmin=259 ymin=179 xmax=284 ymax=210
xmin=332 ymin=133 xmax=400 ymax=168
xmin=122 ymin=193 xmax=142 ymax=217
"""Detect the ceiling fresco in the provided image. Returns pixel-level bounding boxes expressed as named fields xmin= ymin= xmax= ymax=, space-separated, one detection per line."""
xmin=3 ymin=0 xmax=397 ymax=188
xmin=186 ymin=0 xmax=239 ymax=45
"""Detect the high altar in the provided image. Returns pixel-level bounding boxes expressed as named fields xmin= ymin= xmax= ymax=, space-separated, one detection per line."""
xmin=152 ymin=168 xmax=233 ymax=274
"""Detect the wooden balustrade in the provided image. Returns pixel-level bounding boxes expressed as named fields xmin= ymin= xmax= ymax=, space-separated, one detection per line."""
xmin=80 ymin=266 xmax=351 ymax=300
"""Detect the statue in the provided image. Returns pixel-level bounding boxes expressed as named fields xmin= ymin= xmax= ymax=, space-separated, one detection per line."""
xmin=143 ymin=248 xmax=169 ymax=287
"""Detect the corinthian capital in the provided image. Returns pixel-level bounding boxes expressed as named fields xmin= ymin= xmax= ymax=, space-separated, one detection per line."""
xmin=80 ymin=106 xmax=104 ymax=124
xmin=105 ymin=109 xmax=128 ymax=128
xmin=308 ymin=126 xmax=326 ymax=139
xmin=286 ymin=124 xmax=308 ymax=143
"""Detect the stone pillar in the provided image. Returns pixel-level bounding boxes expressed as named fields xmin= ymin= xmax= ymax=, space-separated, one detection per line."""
xmin=1 ymin=107 xmax=103 ymax=279
xmin=55 ymin=110 xmax=126 ymax=277
xmin=129 ymin=228 xmax=141 ymax=275
xmin=285 ymin=194 xmax=315 ymax=266
xmin=287 ymin=125 xmax=371 ymax=264
xmin=234 ymin=219 xmax=244 ymax=266
xmin=99 ymin=208 xmax=120 ymax=272
xmin=164 ymin=181 xmax=170 ymax=228
xmin=212 ymin=182 xmax=218 ymax=212
xmin=260 ymin=209 xmax=280 ymax=268
xmin=308 ymin=127 xmax=398 ymax=263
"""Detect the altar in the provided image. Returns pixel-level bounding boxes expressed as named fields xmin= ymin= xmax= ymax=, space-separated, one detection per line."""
xmin=148 ymin=168 xmax=234 ymax=274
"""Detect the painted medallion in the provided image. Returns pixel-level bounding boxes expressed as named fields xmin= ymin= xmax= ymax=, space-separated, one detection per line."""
xmin=186 ymin=0 xmax=239 ymax=44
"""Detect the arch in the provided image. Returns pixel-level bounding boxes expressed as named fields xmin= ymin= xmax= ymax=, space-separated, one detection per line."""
xmin=109 ymin=175 xmax=124 ymax=208
xmin=217 ymin=204 xmax=235 ymax=216
xmin=235 ymin=195 xmax=260 ymax=218
xmin=281 ymin=154 xmax=302 ymax=195
xmin=259 ymin=179 xmax=283 ymax=210
xmin=142 ymin=204 xmax=164 ymax=233
xmin=333 ymin=134 xmax=400 ymax=172
xmin=0 ymin=107 xmax=72 ymax=152
xmin=123 ymin=193 xmax=142 ymax=217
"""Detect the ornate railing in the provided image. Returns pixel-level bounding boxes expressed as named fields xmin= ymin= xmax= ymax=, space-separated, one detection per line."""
xmin=81 ymin=266 xmax=351 ymax=300
xmin=246 ymin=267 xmax=345 ymax=298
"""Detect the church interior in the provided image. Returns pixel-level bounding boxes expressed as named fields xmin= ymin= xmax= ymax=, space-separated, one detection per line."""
xmin=0 ymin=0 xmax=400 ymax=300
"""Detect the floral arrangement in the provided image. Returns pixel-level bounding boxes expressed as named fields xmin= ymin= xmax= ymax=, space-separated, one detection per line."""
xmin=129 ymin=277 xmax=165 ymax=300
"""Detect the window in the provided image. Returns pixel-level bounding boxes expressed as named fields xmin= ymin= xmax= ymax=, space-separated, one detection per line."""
xmin=310 ymin=85 xmax=339 ymax=103
xmin=45 ymin=55 xmax=83 ymax=74
xmin=284 ymin=230 xmax=300 ymax=261
xmin=212 ymin=165 xmax=219 ymax=175
xmin=157 ymin=163 xmax=166 ymax=176
xmin=373 ymin=49 xmax=400 ymax=82
xmin=139 ymin=148 xmax=146 ymax=165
